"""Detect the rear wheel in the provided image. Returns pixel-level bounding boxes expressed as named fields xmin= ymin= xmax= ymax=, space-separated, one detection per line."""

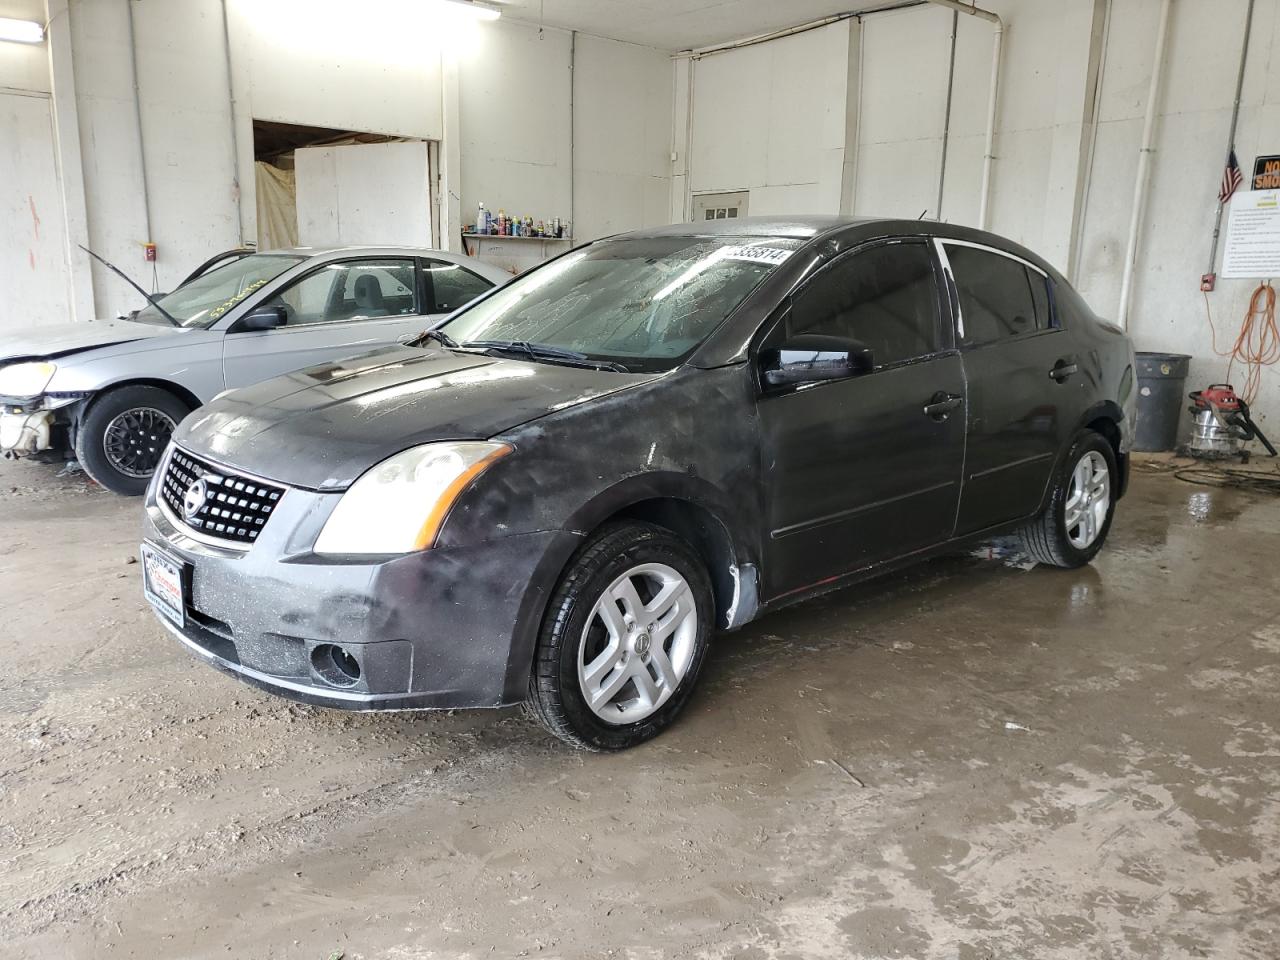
xmin=527 ymin=521 xmax=714 ymax=751
xmin=1017 ymin=430 xmax=1117 ymax=568
xmin=76 ymin=386 xmax=189 ymax=496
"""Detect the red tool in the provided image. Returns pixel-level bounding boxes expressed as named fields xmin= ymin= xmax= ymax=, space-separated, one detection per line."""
xmin=1187 ymin=383 xmax=1277 ymax=458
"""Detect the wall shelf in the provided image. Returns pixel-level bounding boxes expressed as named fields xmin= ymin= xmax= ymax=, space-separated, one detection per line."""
xmin=462 ymin=233 xmax=572 ymax=242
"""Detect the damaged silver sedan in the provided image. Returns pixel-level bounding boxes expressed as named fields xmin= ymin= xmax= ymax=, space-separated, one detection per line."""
xmin=0 ymin=247 xmax=506 ymax=494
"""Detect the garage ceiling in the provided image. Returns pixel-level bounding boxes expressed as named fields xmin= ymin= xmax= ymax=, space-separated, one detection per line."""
xmin=495 ymin=0 xmax=918 ymax=51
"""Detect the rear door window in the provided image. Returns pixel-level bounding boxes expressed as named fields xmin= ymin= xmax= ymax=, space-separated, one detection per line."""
xmin=788 ymin=241 xmax=941 ymax=368
xmin=424 ymin=259 xmax=495 ymax=313
xmin=945 ymin=245 xmax=1045 ymax=346
xmin=1028 ymin=269 xmax=1054 ymax=329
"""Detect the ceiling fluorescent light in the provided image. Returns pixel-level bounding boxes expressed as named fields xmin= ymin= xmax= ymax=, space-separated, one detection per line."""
xmin=0 ymin=17 xmax=45 ymax=44
xmin=439 ymin=0 xmax=501 ymax=20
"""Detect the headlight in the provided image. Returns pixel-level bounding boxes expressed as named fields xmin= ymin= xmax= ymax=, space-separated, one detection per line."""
xmin=314 ymin=441 xmax=512 ymax=555
xmin=0 ymin=361 xmax=56 ymax=397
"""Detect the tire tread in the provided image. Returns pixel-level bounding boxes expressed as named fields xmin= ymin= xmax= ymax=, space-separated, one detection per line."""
xmin=75 ymin=384 xmax=189 ymax=496
xmin=1016 ymin=429 xmax=1117 ymax=569
xmin=527 ymin=521 xmax=710 ymax=751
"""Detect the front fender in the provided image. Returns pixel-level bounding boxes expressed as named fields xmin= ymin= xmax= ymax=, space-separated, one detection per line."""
xmin=559 ymin=470 xmax=741 ymax=539
xmin=47 ymin=336 xmax=225 ymax=402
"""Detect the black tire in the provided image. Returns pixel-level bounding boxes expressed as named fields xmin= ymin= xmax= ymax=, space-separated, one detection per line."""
xmin=1017 ymin=429 xmax=1118 ymax=568
xmin=75 ymin=385 xmax=189 ymax=496
xmin=527 ymin=521 xmax=715 ymax=751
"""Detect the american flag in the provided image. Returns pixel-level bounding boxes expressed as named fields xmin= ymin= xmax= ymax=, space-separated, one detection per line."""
xmin=1220 ymin=149 xmax=1244 ymax=204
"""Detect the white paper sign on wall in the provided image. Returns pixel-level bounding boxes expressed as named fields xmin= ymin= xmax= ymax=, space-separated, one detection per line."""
xmin=1222 ymin=189 xmax=1280 ymax=279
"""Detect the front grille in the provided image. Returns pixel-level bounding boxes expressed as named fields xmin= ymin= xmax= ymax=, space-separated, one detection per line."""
xmin=160 ymin=447 xmax=285 ymax=546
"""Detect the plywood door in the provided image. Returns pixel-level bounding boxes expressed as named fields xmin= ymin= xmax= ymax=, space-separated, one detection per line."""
xmin=295 ymin=141 xmax=434 ymax=248
xmin=0 ymin=93 xmax=71 ymax=331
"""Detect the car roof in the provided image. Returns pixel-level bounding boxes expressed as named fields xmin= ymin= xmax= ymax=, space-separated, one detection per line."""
xmin=271 ymin=245 xmax=458 ymax=258
xmin=612 ymin=216 xmax=1059 ymax=278
xmin=249 ymin=245 xmax=512 ymax=285
xmin=615 ymin=215 xmax=866 ymax=240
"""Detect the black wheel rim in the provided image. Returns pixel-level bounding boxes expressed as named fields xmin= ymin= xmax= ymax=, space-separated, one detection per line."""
xmin=101 ymin=407 xmax=177 ymax=479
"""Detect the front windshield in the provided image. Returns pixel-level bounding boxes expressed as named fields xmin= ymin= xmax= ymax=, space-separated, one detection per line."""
xmin=439 ymin=236 xmax=802 ymax=371
xmin=134 ymin=253 xmax=304 ymax=328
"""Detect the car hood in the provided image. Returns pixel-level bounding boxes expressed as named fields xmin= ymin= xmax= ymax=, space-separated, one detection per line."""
xmin=177 ymin=347 xmax=660 ymax=490
xmin=0 ymin=319 xmax=185 ymax=362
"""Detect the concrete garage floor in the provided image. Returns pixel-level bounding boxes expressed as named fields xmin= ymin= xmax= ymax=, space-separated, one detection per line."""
xmin=1 ymin=457 xmax=1278 ymax=959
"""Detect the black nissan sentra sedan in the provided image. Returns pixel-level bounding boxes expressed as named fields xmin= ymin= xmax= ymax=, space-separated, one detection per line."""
xmin=141 ymin=216 xmax=1135 ymax=750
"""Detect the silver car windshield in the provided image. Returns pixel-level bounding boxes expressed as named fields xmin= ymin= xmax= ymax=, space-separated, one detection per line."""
xmin=439 ymin=236 xmax=802 ymax=372
xmin=134 ymin=254 xmax=305 ymax=328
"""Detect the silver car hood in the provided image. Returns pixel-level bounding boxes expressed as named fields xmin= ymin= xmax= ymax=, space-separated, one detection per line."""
xmin=0 ymin=319 xmax=187 ymax=362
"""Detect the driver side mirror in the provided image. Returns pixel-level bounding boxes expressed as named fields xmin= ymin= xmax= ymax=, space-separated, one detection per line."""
xmin=235 ymin=304 xmax=287 ymax=332
xmin=761 ymin=334 xmax=874 ymax=388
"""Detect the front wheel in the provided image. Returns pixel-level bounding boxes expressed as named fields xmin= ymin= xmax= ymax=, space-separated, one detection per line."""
xmin=527 ymin=521 xmax=714 ymax=751
xmin=75 ymin=386 xmax=189 ymax=496
xmin=1017 ymin=430 xmax=1118 ymax=568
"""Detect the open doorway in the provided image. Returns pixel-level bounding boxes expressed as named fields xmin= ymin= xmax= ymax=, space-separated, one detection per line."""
xmin=252 ymin=120 xmax=439 ymax=250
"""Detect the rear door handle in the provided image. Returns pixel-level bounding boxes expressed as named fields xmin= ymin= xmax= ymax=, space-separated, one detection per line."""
xmin=1050 ymin=358 xmax=1079 ymax=382
xmin=923 ymin=391 xmax=963 ymax=420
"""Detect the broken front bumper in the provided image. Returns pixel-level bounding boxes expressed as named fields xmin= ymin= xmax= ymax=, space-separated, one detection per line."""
xmin=142 ymin=482 xmax=578 ymax=711
xmin=0 ymin=409 xmax=54 ymax=454
xmin=0 ymin=394 xmax=84 ymax=456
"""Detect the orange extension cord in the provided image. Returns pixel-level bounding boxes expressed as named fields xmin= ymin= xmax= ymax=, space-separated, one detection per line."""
xmin=1203 ymin=281 xmax=1280 ymax=404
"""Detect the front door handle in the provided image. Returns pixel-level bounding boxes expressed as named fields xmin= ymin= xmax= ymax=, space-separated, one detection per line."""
xmin=1050 ymin=358 xmax=1079 ymax=382
xmin=923 ymin=391 xmax=963 ymax=420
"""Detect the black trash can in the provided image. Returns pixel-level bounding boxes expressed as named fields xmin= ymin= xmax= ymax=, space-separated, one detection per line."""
xmin=1134 ymin=352 xmax=1191 ymax=452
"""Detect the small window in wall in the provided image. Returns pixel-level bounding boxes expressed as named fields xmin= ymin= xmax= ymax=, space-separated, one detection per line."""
xmin=693 ymin=191 xmax=749 ymax=223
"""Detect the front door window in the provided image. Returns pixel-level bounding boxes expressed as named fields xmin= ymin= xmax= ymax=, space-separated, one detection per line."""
xmin=270 ymin=259 xmax=418 ymax=326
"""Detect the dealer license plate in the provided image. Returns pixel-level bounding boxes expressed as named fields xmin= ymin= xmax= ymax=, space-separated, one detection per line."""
xmin=141 ymin=540 xmax=187 ymax=629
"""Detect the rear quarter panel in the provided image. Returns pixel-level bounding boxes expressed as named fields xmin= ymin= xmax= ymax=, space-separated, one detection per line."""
xmin=1055 ymin=278 xmax=1136 ymax=451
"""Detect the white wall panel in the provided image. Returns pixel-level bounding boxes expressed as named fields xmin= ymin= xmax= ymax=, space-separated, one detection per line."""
xmin=233 ymin=0 xmax=444 ymax=140
xmin=459 ymin=20 xmax=573 ymax=237
xmin=573 ymin=34 xmax=672 ymax=242
xmin=70 ymin=0 xmax=151 ymax=319
xmin=0 ymin=93 xmax=70 ymax=330
xmin=690 ymin=21 xmax=852 ymax=216
xmin=853 ymin=5 xmax=952 ymax=220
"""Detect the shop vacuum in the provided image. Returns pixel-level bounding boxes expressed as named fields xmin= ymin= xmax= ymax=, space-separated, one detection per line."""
xmin=1181 ymin=384 xmax=1277 ymax=460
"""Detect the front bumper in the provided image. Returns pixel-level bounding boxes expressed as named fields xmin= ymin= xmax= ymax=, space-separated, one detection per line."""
xmin=0 ymin=410 xmax=54 ymax=454
xmin=143 ymin=484 xmax=577 ymax=711
xmin=1 ymin=395 xmax=82 ymax=455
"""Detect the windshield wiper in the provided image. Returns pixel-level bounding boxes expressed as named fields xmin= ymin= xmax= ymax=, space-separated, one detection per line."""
xmin=78 ymin=244 xmax=181 ymax=327
xmin=412 ymin=328 xmax=460 ymax=349
xmin=458 ymin=339 xmax=629 ymax=373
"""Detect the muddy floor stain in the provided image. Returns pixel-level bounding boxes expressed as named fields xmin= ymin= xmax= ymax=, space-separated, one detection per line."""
xmin=0 ymin=457 xmax=1277 ymax=958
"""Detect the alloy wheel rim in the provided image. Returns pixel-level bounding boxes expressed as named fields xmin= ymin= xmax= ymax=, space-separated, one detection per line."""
xmin=1064 ymin=450 xmax=1110 ymax=550
xmin=102 ymin=407 xmax=177 ymax=478
xmin=578 ymin=562 xmax=699 ymax=725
